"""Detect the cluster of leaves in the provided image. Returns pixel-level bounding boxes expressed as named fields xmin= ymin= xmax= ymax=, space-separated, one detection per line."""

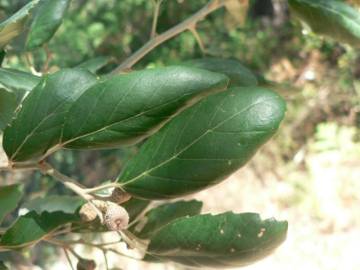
xmin=1 ymin=0 xmax=360 ymax=269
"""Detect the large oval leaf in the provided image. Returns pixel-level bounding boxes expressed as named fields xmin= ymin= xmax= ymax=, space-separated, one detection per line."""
xmin=0 ymin=89 xmax=17 ymax=132
xmin=289 ymin=0 xmax=360 ymax=47
xmin=26 ymin=0 xmax=70 ymax=50
xmin=0 ymin=184 xmax=23 ymax=224
xmin=3 ymin=69 xmax=97 ymax=162
xmin=147 ymin=212 xmax=288 ymax=268
xmin=0 ymin=1 xmax=39 ymax=49
xmin=0 ymin=68 xmax=40 ymax=92
xmin=61 ymin=66 xmax=229 ymax=150
xmin=0 ymin=211 xmax=78 ymax=249
xmin=132 ymin=200 xmax=202 ymax=239
xmin=117 ymin=86 xmax=286 ymax=199
xmin=184 ymin=58 xmax=258 ymax=87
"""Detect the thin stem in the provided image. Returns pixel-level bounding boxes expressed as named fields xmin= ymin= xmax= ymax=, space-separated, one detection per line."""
xmin=102 ymin=250 xmax=109 ymax=270
xmin=189 ymin=25 xmax=206 ymax=54
xmin=84 ymin=182 xmax=123 ymax=194
xmin=0 ymin=162 xmax=38 ymax=172
xmin=63 ymin=248 xmax=76 ymax=270
xmin=112 ymin=0 xmax=226 ymax=73
xmin=37 ymin=162 xmax=104 ymax=223
xmin=42 ymin=44 xmax=53 ymax=73
xmin=150 ymin=0 xmax=163 ymax=38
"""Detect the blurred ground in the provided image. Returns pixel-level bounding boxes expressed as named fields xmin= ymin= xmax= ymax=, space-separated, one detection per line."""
xmin=46 ymin=124 xmax=360 ymax=270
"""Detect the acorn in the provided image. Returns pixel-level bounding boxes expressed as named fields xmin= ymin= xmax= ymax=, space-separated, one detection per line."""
xmin=104 ymin=202 xmax=130 ymax=231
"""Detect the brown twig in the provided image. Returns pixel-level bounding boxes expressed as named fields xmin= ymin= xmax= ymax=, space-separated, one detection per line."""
xmin=112 ymin=0 xmax=226 ymax=73
xmin=150 ymin=0 xmax=163 ymax=38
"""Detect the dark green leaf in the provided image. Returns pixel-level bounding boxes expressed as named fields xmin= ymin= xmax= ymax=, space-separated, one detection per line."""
xmin=21 ymin=195 xmax=84 ymax=214
xmin=26 ymin=0 xmax=70 ymax=50
xmin=118 ymin=87 xmax=286 ymax=199
xmin=122 ymin=198 xmax=150 ymax=222
xmin=148 ymin=212 xmax=288 ymax=268
xmin=0 ymin=89 xmax=17 ymax=131
xmin=0 ymin=261 xmax=8 ymax=270
xmin=0 ymin=184 xmax=23 ymax=224
xmin=0 ymin=50 xmax=5 ymax=66
xmin=0 ymin=1 xmax=39 ymax=49
xmin=133 ymin=200 xmax=202 ymax=239
xmin=3 ymin=68 xmax=97 ymax=162
xmin=76 ymin=56 xmax=112 ymax=73
xmin=289 ymin=0 xmax=360 ymax=47
xmin=0 ymin=211 xmax=78 ymax=249
xmin=62 ymin=66 xmax=229 ymax=150
xmin=184 ymin=58 xmax=258 ymax=87
xmin=0 ymin=68 xmax=40 ymax=92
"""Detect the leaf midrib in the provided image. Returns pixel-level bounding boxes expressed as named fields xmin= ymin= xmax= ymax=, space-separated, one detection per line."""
xmin=120 ymin=98 xmax=273 ymax=186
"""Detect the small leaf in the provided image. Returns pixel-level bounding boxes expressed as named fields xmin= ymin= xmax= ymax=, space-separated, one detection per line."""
xmin=289 ymin=0 xmax=360 ymax=47
xmin=3 ymin=68 xmax=97 ymax=162
xmin=132 ymin=200 xmax=202 ymax=239
xmin=21 ymin=195 xmax=84 ymax=215
xmin=76 ymin=56 xmax=112 ymax=74
xmin=26 ymin=0 xmax=70 ymax=50
xmin=0 ymin=68 xmax=40 ymax=92
xmin=0 ymin=184 xmax=23 ymax=224
xmin=118 ymin=87 xmax=286 ymax=199
xmin=184 ymin=58 xmax=257 ymax=87
xmin=62 ymin=66 xmax=229 ymax=150
xmin=147 ymin=212 xmax=288 ymax=268
xmin=0 ymin=211 xmax=78 ymax=249
xmin=0 ymin=0 xmax=39 ymax=49
xmin=0 ymin=89 xmax=17 ymax=132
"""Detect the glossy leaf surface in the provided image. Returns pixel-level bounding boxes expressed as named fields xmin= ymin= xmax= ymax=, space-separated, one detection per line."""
xmin=62 ymin=66 xmax=229 ymax=149
xmin=0 ymin=89 xmax=16 ymax=131
xmin=118 ymin=87 xmax=286 ymax=199
xmin=0 ymin=211 xmax=78 ymax=249
xmin=133 ymin=200 xmax=202 ymax=239
xmin=0 ymin=68 xmax=40 ymax=92
xmin=3 ymin=69 xmax=97 ymax=162
xmin=289 ymin=0 xmax=360 ymax=47
xmin=26 ymin=0 xmax=70 ymax=50
xmin=184 ymin=58 xmax=257 ymax=87
xmin=0 ymin=184 xmax=23 ymax=224
xmin=148 ymin=212 xmax=288 ymax=268
xmin=0 ymin=1 xmax=38 ymax=49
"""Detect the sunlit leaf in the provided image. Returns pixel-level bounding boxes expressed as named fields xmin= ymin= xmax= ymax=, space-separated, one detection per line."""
xmin=0 ymin=68 xmax=40 ymax=92
xmin=0 ymin=89 xmax=17 ymax=132
xmin=147 ymin=212 xmax=288 ymax=268
xmin=289 ymin=0 xmax=360 ymax=47
xmin=132 ymin=200 xmax=202 ymax=239
xmin=0 ymin=0 xmax=39 ymax=49
xmin=0 ymin=211 xmax=78 ymax=249
xmin=26 ymin=0 xmax=70 ymax=50
xmin=118 ymin=87 xmax=286 ymax=199
xmin=62 ymin=66 xmax=229 ymax=150
xmin=0 ymin=184 xmax=23 ymax=224
xmin=3 ymin=69 xmax=97 ymax=162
